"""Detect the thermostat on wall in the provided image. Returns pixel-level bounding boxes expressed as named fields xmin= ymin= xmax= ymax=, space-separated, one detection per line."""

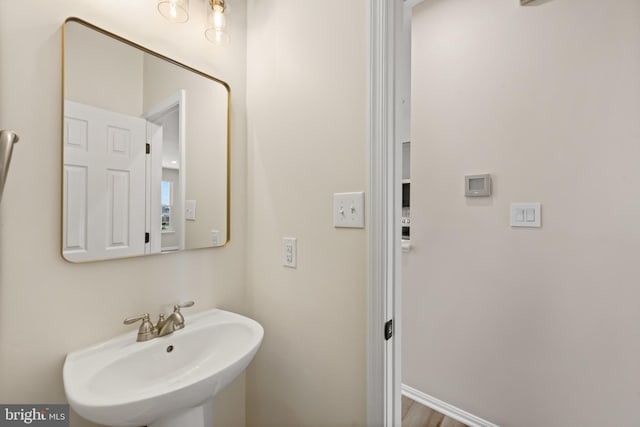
xmin=465 ymin=174 xmax=492 ymax=197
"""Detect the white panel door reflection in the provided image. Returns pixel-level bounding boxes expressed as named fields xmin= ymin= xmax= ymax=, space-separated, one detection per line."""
xmin=63 ymin=100 xmax=146 ymax=261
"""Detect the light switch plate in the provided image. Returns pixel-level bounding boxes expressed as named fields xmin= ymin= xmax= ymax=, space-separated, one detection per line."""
xmin=334 ymin=192 xmax=365 ymax=228
xmin=511 ymin=203 xmax=541 ymax=228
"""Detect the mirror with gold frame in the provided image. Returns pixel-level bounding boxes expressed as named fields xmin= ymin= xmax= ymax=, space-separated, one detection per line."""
xmin=61 ymin=18 xmax=230 ymax=262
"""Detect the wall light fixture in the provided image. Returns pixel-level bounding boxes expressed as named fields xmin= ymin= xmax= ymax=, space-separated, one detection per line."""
xmin=157 ymin=0 xmax=229 ymax=46
xmin=205 ymin=0 xmax=229 ymax=45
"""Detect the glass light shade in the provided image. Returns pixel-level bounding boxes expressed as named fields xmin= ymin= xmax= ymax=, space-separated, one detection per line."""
xmin=158 ymin=0 xmax=189 ymax=23
xmin=212 ymin=6 xmax=226 ymax=30
xmin=205 ymin=1 xmax=229 ymax=45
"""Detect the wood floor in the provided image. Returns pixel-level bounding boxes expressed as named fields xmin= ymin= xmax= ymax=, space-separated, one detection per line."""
xmin=402 ymin=396 xmax=469 ymax=427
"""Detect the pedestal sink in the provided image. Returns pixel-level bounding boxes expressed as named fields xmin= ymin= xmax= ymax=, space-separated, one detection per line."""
xmin=63 ymin=309 xmax=263 ymax=427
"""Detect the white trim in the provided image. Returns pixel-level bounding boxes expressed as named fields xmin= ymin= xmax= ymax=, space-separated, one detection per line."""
xmin=368 ymin=1 xmax=402 ymax=426
xmin=391 ymin=2 xmax=406 ymax=426
xmin=402 ymin=385 xmax=501 ymax=427
xmin=177 ymin=90 xmax=187 ymax=251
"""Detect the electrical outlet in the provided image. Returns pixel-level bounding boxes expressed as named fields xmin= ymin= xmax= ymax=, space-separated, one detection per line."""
xmin=185 ymin=200 xmax=196 ymax=221
xmin=211 ymin=230 xmax=220 ymax=246
xmin=282 ymin=237 xmax=297 ymax=268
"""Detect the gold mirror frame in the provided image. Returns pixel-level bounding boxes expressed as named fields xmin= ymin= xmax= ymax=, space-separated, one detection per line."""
xmin=61 ymin=17 xmax=231 ymax=262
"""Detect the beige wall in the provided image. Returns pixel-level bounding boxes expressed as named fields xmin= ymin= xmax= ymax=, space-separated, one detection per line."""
xmin=245 ymin=0 xmax=368 ymax=426
xmin=143 ymin=54 xmax=229 ymax=249
xmin=0 ymin=1 xmax=247 ymax=426
xmin=65 ymin=21 xmax=143 ymax=116
xmin=404 ymin=0 xmax=640 ymax=426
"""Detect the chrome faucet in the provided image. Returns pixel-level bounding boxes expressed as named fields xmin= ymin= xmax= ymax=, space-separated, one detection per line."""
xmin=156 ymin=301 xmax=195 ymax=337
xmin=124 ymin=301 xmax=195 ymax=342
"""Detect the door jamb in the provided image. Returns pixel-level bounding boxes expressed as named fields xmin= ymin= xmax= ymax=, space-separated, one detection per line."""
xmin=368 ymin=1 xmax=403 ymax=426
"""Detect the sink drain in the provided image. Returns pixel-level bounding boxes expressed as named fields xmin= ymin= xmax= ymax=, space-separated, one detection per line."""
xmin=166 ymin=345 xmax=174 ymax=353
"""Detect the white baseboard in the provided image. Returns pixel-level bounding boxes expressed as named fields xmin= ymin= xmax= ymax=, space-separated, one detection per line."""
xmin=402 ymin=384 xmax=500 ymax=427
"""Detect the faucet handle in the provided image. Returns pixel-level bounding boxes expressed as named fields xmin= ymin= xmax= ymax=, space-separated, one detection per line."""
xmin=124 ymin=313 xmax=150 ymax=325
xmin=170 ymin=301 xmax=194 ymax=331
xmin=173 ymin=301 xmax=195 ymax=311
xmin=123 ymin=313 xmax=157 ymax=342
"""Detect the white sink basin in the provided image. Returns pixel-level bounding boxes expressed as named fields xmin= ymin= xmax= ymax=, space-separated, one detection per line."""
xmin=63 ymin=309 xmax=263 ymax=427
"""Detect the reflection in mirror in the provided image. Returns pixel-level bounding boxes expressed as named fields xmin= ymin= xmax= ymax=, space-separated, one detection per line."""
xmin=62 ymin=18 xmax=230 ymax=263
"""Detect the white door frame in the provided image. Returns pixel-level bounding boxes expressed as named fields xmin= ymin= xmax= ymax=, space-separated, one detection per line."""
xmin=368 ymin=0 xmax=404 ymax=426
xmin=144 ymin=90 xmax=187 ymax=252
xmin=369 ymin=0 xmax=427 ymax=425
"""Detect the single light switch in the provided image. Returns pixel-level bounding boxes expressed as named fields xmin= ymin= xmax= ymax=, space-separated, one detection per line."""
xmin=511 ymin=203 xmax=541 ymax=228
xmin=526 ymin=208 xmax=535 ymax=222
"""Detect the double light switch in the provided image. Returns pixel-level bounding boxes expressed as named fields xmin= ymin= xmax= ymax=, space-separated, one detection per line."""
xmin=511 ymin=203 xmax=541 ymax=228
xmin=333 ymin=192 xmax=365 ymax=228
